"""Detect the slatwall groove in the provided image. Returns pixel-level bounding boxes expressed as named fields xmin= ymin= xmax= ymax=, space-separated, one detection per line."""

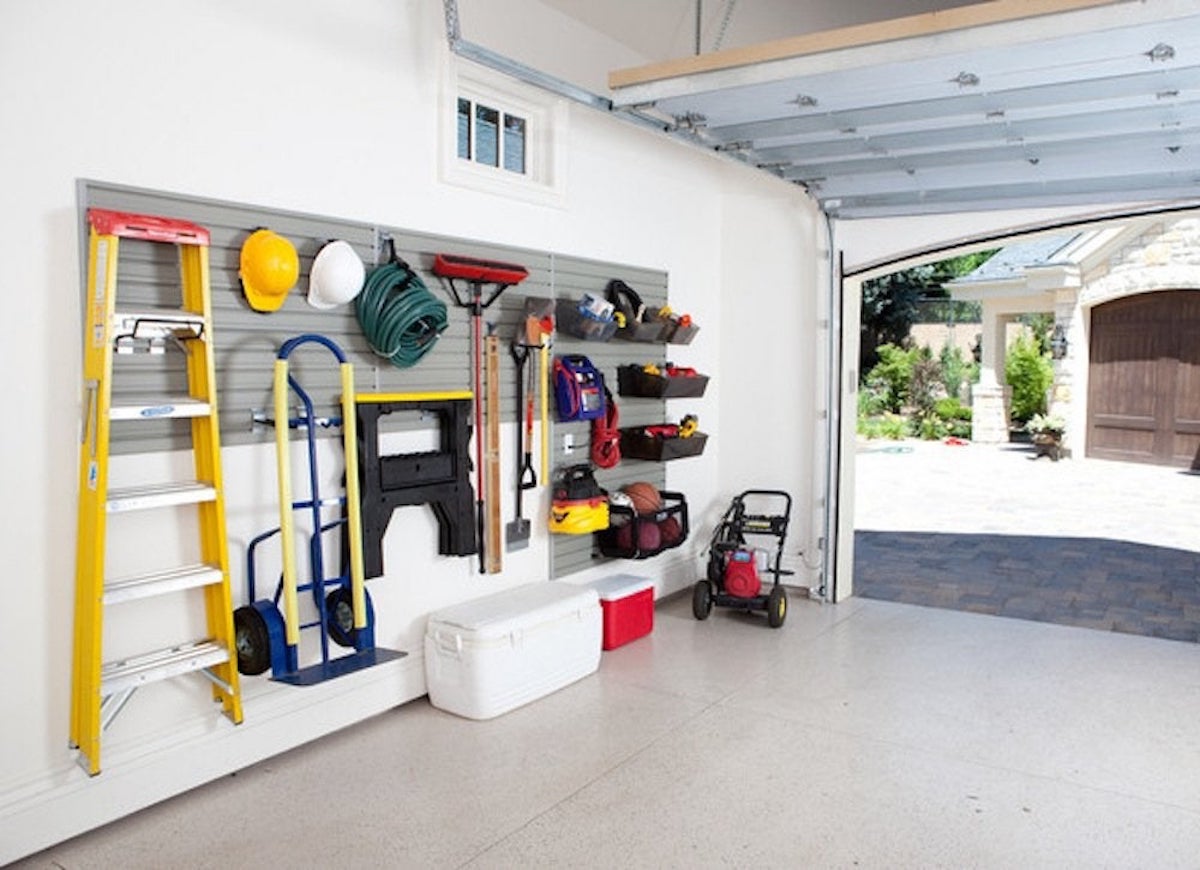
xmin=81 ymin=182 xmax=690 ymax=579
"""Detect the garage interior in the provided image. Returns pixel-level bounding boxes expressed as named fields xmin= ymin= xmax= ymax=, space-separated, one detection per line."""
xmin=4 ymin=0 xmax=1200 ymax=865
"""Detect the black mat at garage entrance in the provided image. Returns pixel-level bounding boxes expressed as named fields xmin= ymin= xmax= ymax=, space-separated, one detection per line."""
xmin=854 ymin=530 xmax=1200 ymax=643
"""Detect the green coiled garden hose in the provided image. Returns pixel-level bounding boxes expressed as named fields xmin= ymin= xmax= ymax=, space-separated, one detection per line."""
xmin=356 ymin=261 xmax=449 ymax=368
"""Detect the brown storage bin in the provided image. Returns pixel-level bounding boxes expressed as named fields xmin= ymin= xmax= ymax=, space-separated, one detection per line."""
xmin=616 ymin=365 xmax=709 ymax=399
xmin=620 ymin=429 xmax=708 ymax=461
xmin=556 ymin=298 xmax=618 ymax=341
xmin=665 ymin=323 xmax=700 ymax=344
xmin=614 ymin=318 xmax=669 ymax=342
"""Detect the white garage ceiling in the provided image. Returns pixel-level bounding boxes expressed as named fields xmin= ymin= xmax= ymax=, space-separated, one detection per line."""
xmin=602 ymin=0 xmax=1200 ymax=218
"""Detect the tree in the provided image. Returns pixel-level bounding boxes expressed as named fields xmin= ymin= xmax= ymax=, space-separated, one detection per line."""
xmin=859 ymin=250 xmax=996 ymax=375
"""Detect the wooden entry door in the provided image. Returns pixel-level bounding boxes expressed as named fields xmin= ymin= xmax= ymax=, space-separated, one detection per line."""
xmin=1088 ymin=290 xmax=1200 ymax=468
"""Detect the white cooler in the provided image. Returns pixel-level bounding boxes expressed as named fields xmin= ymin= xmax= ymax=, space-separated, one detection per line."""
xmin=424 ymin=582 xmax=602 ymax=719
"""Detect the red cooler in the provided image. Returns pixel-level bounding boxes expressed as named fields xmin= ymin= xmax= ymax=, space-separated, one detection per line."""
xmin=589 ymin=574 xmax=655 ymax=650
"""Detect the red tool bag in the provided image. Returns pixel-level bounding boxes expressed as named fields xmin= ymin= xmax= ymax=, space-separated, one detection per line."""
xmin=590 ymin=386 xmax=620 ymax=468
xmin=723 ymin=550 xmax=762 ymax=598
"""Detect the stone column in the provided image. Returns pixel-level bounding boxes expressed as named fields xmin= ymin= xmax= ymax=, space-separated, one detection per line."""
xmin=971 ymin=301 xmax=1011 ymax=443
xmin=1049 ymin=287 xmax=1082 ymax=456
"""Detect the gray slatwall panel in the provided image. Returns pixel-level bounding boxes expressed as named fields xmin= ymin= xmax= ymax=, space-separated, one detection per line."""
xmin=380 ymin=227 xmax=556 ymax=430
xmin=548 ymin=256 xmax=673 ymax=579
xmin=79 ymin=182 xmax=687 ymax=581
xmin=82 ymin=183 xmax=554 ymax=453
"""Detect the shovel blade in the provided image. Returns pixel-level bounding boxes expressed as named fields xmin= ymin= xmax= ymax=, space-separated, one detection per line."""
xmin=506 ymin=518 xmax=531 ymax=550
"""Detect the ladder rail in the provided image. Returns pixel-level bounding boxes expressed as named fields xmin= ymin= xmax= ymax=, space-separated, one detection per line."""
xmin=182 ymin=242 xmax=242 ymax=720
xmin=70 ymin=224 xmax=120 ymax=766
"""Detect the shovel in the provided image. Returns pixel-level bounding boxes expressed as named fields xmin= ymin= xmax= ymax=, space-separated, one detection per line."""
xmin=506 ymin=342 xmax=537 ymax=550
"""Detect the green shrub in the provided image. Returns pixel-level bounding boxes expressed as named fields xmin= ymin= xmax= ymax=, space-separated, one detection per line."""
xmin=908 ymin=356 xmax=943 ymax=417
xmin=934 ymin=397 xmax=972 ymax=422
xmin=864 ymin=343 xmax=916 ymax=413
xmin=916 ymin=414 xmax=949 ymax=440
xmin=943 ymin=408 xmax=972 ymax=437
xmin=857 ymin=382 xmax=889 ymax=417
xmin=938 ymin=344 xmax=977 ymax=401
xmin=1005 ymin=333 xmax=1053 ymax=424
xmin=858 ymin=413 xmax=910 ymax=440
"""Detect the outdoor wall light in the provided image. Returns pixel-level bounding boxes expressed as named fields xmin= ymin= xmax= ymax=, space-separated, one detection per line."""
xmin=1050 ymin=323 xmax=1069 ymax=359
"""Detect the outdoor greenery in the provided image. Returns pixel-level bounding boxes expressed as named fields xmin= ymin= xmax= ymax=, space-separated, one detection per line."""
xmin=859 ymin=250 xmax=996 ymax=374
xmin=857 ymin=248 xmax=1063 ymax=441
xmin=857 ymin=343 xmax=976 ymax=440
xmin=1004 ymin=332 xmax=1054 ymax=424
xmin=1026 ymin=412 xmax=1066 ymax=435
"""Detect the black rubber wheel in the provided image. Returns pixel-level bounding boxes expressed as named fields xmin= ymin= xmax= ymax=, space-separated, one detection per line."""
xmin=706 ymin=551 xmax=725 ymax=586
xmin=692 ymin=580 xmax=713 ymax=620
xmin=325 ymin=586 xmax=372 ymax=648
xmin=767 ymin=585 xmax=787 ymax=629
xmin=234 ymin=606 xmax=271 ymax=675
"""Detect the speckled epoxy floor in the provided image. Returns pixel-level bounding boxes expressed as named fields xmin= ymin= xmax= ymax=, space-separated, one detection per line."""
xmin=14 ymin=593 xmax=1200 ymax=868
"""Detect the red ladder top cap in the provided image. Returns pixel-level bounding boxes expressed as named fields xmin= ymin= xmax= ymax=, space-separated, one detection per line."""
xmin=88 ymin=208 xmax=210 ymax=246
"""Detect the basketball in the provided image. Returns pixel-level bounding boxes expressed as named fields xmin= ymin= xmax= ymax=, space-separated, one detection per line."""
xmin=658 ymin=516 xmax=682 ymax=545
xmin=636 ymin=520 xmax=662 ymax=552
xmin=622 ymin=482 xmax=662 ymax=515
xmin=615 ymin=522 xmax=634 ymax=551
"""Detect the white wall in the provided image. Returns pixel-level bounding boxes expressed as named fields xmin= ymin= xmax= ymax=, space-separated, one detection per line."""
xmin=0 ymin=0 xmax=820 ymax=860
xmin=716 ymin=178 xmax=826 ymax=586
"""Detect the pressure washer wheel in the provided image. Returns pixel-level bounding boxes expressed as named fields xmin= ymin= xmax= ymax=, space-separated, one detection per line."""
xmin=767 ymin=585 xmax=787 ymax=629
xmin=706 ymin=551 xmax=725 ymax=586
xmin=233 ymin=606 xmax=272 ymax=675
xmin=325 ymin=586 xmax=374 ymax=649
xmin=692 ymin=580 xmax=713 ymax=620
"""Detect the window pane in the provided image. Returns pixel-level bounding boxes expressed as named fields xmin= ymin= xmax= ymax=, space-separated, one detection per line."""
xmin=457 ymin=98 xmax=471 ymax=160
xmin=474 ymin=104 xmax=499 ymax=167
xmin=503 ymin=114 xmax=526 ymax=174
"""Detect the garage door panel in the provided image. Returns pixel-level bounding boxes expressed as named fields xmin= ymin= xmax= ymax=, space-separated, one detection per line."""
xmin=1175 ymin=321 xmax=1200 ymax=468
xmin=1090 ymin=426 xmax=1156 ymax=462
xmin=1088 ymin=331 xmax=1162 ymax=417
xmin=1088 ymin=290 xmax=1199 ymax=467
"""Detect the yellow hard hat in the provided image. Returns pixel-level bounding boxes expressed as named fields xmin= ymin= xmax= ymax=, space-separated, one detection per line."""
xmin=240 ymin=229 xmax=299 ymax=312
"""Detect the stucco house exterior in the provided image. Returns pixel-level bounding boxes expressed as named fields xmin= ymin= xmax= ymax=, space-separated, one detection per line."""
xmin=949 ymin=217 xmax=1200 ymax=468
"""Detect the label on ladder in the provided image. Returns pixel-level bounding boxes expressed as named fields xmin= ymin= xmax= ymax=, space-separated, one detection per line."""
xmin=91 ymin=239 xmax=109 ymax=349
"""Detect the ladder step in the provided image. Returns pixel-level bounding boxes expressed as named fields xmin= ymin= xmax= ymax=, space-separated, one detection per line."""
xmin=106 ymin=482 xmax=216 ymax=513
xmin=104 ymin=564 xmax=224 ymax=605
xmin=110 ymin=398 xmax=212 ymax=421
xmin=112 ymin=309 xmax=206 ymax=344
xmin=101 ymin=641 xmax=229 ymax=697
xmin=113 ymin=309 xmax=206 ymax=356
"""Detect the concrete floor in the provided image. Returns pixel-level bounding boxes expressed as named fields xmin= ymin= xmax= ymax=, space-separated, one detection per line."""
xmin=853 ymin=439 xmax=1200 ymax=551
xmin=853 ymin=439 xmax=1200 ymax=641
xmin=15 ymin=591 xmax=1200 ymax=868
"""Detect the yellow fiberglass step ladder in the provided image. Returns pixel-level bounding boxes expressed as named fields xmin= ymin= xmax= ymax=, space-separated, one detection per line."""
xmin=70 ymin=208 xmax=242 ymax=776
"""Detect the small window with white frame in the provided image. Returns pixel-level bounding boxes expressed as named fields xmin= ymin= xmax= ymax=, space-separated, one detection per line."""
xmin=457 ymin=98 xmax=527 ymax=174
xmin=442 ymin=59 xmax=566 ymax=207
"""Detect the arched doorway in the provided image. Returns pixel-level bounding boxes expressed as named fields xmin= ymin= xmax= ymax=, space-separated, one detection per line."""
xmin=1087 ymin=290 xmax=1200 ymax=468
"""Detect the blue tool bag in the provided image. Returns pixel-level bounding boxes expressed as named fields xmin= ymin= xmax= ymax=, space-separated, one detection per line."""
xmin=553 ymin=355 xmax=606 ymax=422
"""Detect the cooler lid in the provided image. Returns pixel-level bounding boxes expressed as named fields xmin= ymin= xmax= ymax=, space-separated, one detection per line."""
xmin=426 ymin=582 xmax=599 ymax=637
xmin=587 ymin=573 xmax=654 ymax=602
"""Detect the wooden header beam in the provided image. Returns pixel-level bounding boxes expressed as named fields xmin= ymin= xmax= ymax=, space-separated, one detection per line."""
xmin=609 ymin=0 xmax=1128 ymax=89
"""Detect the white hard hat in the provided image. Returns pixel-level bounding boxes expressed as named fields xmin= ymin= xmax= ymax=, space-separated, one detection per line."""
xmin=307 ymin=240 xmax=365 ymax=309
